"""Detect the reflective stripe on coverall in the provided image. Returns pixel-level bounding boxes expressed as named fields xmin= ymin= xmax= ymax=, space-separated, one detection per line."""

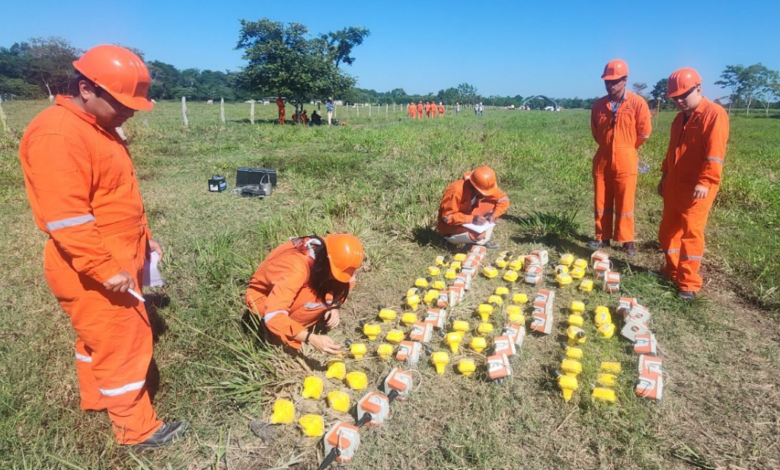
xmin=19 ymin=96 xmax=162 ymax=445
xmin=245 ymin=237 xmax=354 ymax=350
xmin=437 ymin=175 xmax=510 ymax=242
xmin=659 ymin=97 xmax=729 ymax=292
xmin=591 ymin=91 xmax=652 ymax=243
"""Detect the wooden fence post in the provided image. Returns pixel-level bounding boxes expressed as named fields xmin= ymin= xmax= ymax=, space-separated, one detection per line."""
xmin=386 ymin=104 xmax=388 ymax=118
xmin=0 ymin=96 xmax=8 ymax=133
xmin=220 ymin=97 xmax=226 ymax=126
xmin=250 ymin=100 xmax=255 ymax=124
xmin=181 ymin=96 xmax=189 ymax=128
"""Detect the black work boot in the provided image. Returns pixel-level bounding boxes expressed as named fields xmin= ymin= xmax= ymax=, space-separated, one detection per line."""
xmin=587 ymin=239 xmax=610 ymax=250
xmin=623 ymin=241 xmax=637 ymax=256
xmin=678 ymin=290 xmax=696 ymax=301
xmin=483 ymin=240 xmax=499 ymax=250
xmin=133 ymin=421 xmax=189 ymax=449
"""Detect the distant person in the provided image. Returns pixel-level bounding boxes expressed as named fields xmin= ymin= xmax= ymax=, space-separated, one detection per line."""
xmin=18 ymin=45 xmax=187 ymax=448
xmin=658 ymin=68 xmax=729 ymax=300
xmin=474 ymin=103 xmax=478 ymax=115
xmin=432 ymin=101 xmax=438 ymax=118
xmin=326 ymin=98 xmax=334 ymax=125
xmin=438 ymin=101 xmax=445 ymax=117
xmin=310 ymin=110 xmax=322 ymax=125
xmin=276 ymin=95 xmax=285 ymax=125
xmin=408 ymin=100 xmax=417 ymax=119
xmin=456 ymin=102 xmax=461 ymax=116
xmin=589 ymin=59 xmax=652 ymax=256
xmin=478 ymin=102 xmax=484 ymax=116
xmin=417 ymin=100 xmax=423 ymax=119
xmin=437 ymin=166 xmax=510 ymax=249
xmin=292 ymin=110 xmax=299 ymax=124
xmin=246 ymin=234 xmax=364 ymax=354
xmin=424 ymin=101 xmax=430 ymax=118
xmin=301 ymin=109 xmax=308 ymax=125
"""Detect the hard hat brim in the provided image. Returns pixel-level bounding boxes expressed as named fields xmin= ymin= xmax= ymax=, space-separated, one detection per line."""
xmin=601 ymin=73 xmax=627 ymax=81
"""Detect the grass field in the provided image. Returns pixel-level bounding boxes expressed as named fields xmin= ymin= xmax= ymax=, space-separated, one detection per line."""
xmin=1 ymin=99 xmax=779 ymax=469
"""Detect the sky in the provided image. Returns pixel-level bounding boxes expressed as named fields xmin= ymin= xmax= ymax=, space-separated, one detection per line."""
xmin=2 ymin=0 xmax=778 ymax=99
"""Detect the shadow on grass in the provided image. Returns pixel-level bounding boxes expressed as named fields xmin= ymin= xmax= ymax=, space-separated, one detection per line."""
xmin=239 ymin=310 xmax=323 ymax=371
xmin=411 ymin=225 xmax=445 ymax=247
xmin=145 ymin=293 xmax=170 ymax=343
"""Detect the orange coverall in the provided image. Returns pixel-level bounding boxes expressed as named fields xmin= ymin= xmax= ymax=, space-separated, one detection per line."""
xmin=417 ymin=102 xmax=423 ymax=119
xmin=437 ymin=175 xmax=510 ymax=240
xmin=276 ymin=98 xmax=285 ymax=125
xmin=659 ymin=97 xmax=729 ymax=292
xmin=19 ymin=96 xmax=162 ymax=445
xmin=246 ymin=237 xmax=354 ymax=350
xmin=438 ymin=104 xmax=445 ymax=117
xmin=591 ymin=91 xmax=652 ymax=243
xmin=408 ymin=103 xmax=417 ymax=119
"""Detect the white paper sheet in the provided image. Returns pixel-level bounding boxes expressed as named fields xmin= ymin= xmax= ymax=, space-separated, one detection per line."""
xmin=462 ymin=222 xmax=495 ymax=234
xmin=143 ymin=251 xmax=165 ymax=287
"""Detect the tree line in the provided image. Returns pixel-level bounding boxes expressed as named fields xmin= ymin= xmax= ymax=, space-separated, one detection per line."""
xmin=2 ymin=30 xmax=779 ymax=113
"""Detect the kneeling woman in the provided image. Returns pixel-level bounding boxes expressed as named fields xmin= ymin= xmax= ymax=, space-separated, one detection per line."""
xmin=246 ymin=234 xmax=364 ymax=355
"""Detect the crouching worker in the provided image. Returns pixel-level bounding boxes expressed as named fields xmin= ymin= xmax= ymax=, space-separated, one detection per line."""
xmin=437 ymin=166 xmax=510 ymax=249
xmin=245 ymin=234 xmax=364 ymax=355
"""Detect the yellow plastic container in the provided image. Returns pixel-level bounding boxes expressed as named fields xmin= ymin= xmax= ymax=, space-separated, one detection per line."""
xmin=557 ymin=374 xmax=579 ymax=402
xmin=270 ymin=399 xmax=295 ymax=424
xmin=428 ymin=265 xmax=441 ymax=277
xmin=555 ymin=265 xmax=570 ymax=275
xmin=488 ymin=295 xmax=504 ymax=305
xmin=444 ymin=269 xmax=457 ymax=280
xmin=350 ymin=343 xmax=367 ymax=359
xmin=452 ymin=320 xmax=470 ymax=334
xmin=566 ymin=326 xmax=587 ymax=345
xmin=600 ymin=361 xmax=622 ymax=374
xmin=327 ymin=391 xmax=350 ymax=413
xmin=503 ymin=270 xmax=519 ymax=283
xmin=597 ymin=373 xmax=618 ymax=387
xmin=298 ymin=414 xmax=324 ymax=437
xmin=346 ymin=371 xmax=368 ymax=390
xmin=567 ymin=314 xmax=585 ymax=327
xmin=449 ymin=261 xmax=462 ymax=271
xmin=561 ymin=359 xmax=583 ymax=377
xmin=570 ymin=266 xmax=586 ymax=279
xmin=444 ymin=332 xmax=464 ymax=354
xmin=496 ymin=257 xmax=509 ymax=269
xmin=406 ymin=294 xmax=421 ymax=311
xmin=570 ymin=301 xmax=586 ymax=314
xmin=414 ymin=277 xmax=430 ymax=288
xmin=432 ymin=280 xmax=447 ymax=290
xmin=593 ymin=306 xmax=611 ymax=326
xmin=556 ymin=272 xmax=573 ymax=287
xmin=363 ymin=323 xmax=381 ymax=341
xmin=597 ymin=322 xmax=616 ymax=339
xmin=401 ymin=312 xmax=418 ymax=326
xmin=494 ymin=286 xmax=510 ymax=297
xmin=560 ymin=253 xmax=574 ymax=267
xmin=477 ymin=322 xmax=494 ymax=336
xmin=453 ymin=253 xmax=467 ymax=262
xmin=435 ymin=255 xmax=448 ymax=267
xmin=579 ymin=279 xmax=594 ymax=292
xmin=482 ymin=266 xmax=499 ymax=279
xmin=573 ymin=258 xmax=588 ymax=270
xmin=385 ymin=329 xmax=405 ymax=344
xmin=301 ymin=376 xmax=323 ymax=400
xmin=506 ymin=305 xmax=524 ymax=324
xmin=431 ymin=351 xmax=450 ymax=375
xmin=563 ymin=345 xmax=583 ymax=360
xmin=508 ymin=258 xmax=524 ymax=271
xmin=424 ymin=290 xmax=439 ymax=306
xmin=592 ymin=387 xmax=617 ymax=403
xmin=477 ymin=303 xmax=495 ymax=322
xmin=376 ymin=343 xmax=394 ymax=360
xmin=325 ymin=360 xmax=346 ymax=381
xmin=458 ymin=359 xmax=477 ymax=377
xmin=512 ymin=293 xmax=529 ymax=305
xmin=470 ymin=336 xmax=488 ymax=353
xmin=378 ymin=308 xmax=397 ymax=323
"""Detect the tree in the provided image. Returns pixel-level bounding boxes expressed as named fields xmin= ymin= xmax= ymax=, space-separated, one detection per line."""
xmin=650 ymin=78 xmax=668 ymax=111
xmin=755 ymin=69 xmax=780 ymax=116
xmin=27 ymin=37 xmax=82 ymax=97
xmin=740 ymin=63 xmax=775 ymax=115
xmin=236 ymin=19 xmax=368 ymax=115
xmin=715 ymin=64 xmax=746 ymax=114
xmin=456 ymin=83 xmax=478 ymax=104
xmin=632 ymin=82 xmax=648 ymax=98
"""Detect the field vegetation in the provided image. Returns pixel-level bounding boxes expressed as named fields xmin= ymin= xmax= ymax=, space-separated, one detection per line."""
xmin=1 ymin=100 xmax=779 ymax=469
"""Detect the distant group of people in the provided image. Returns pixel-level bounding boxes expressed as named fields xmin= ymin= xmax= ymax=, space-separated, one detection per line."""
xmin=408 ymin=100 xmax=447 ymax=119
xmin=276 ymin=96 xmax=333 ymax=126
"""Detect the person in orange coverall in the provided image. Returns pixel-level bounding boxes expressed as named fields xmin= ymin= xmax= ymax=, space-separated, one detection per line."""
xmin=18 ymin=45 xmax=187 ymax=448
xmin=438 ymin=102 xmax=445 ymax=117
xmin=658 ymin=68 xmax=729 ymax=300
xmin=590 ymin=59 xmax=652 ymax=256
xmin=246 ymin=234 xmax=364 ymax=354
xmin=417 ymin=100 xmax=423 ymax=119
xmin=408 ymin=101 xmax=417 ymax=119
xmin=276 ymin=95 xmax=285 ymax=125
xmin=437 ymin=166 xmax=510 ymax=249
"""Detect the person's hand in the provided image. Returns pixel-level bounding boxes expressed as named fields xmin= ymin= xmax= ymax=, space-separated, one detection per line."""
xmin=103 ymin=271 xmax=135 ymax=293
xmin=148 ymin=239 xmax=164 ymax=260
xmin=487 ymin=214 xmax=496 ymax=224
xmin=308 ymin=334 xmax=343 ymax=355
xmin=324 ymin=309 xmax=340 ymax=329
xmin=693 ymin=184 xmax=709 ymax=199
xmin=473 ymin=215 xmax=488 ymax=225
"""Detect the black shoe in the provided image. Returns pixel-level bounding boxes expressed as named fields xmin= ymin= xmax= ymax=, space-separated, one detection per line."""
xmin=623 ymin=241 xmax=637 ymax=256
xmin=133 ymin=421 xmax=189 ymax=449
xmin=587 ymin=239 xmax=609 ymax=250
xmin=483 ymin=240 xmax=499 ymax=250
xmin=678 ymin=290 xmax=696 ymax=301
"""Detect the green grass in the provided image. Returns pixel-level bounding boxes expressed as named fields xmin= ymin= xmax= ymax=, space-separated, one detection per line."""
xmin=1 ymin=100 xmax=779 ymax=469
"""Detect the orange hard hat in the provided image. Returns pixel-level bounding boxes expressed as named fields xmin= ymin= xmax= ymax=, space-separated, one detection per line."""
xmin=73 ymin=45 xmax=153 ymax=111
xmin=667 ymin=67 xmax=702 ymax=98
xmin=601 ymin=59 xmax=629 ymax=80
xmin=325 ymin=234 xmax=364 ymax=283
xmin=467 ymin=166 xmax=499 ymax=198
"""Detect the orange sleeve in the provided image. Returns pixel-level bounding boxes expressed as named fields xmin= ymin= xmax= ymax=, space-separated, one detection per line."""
xmin=261 ymin=256 xmax=309 ymax=340
xmin=492 ymin=189 xmax=510 ymax=219
xmin=635 ymin=97 xmax=652 ymax=149
xmin=439 ymin=183 xmax=474 ymax=226
xmin=23 ymin=133 xmax=123 ymax=283
xmin=698 ymin=110 xmax=729 ymax=187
